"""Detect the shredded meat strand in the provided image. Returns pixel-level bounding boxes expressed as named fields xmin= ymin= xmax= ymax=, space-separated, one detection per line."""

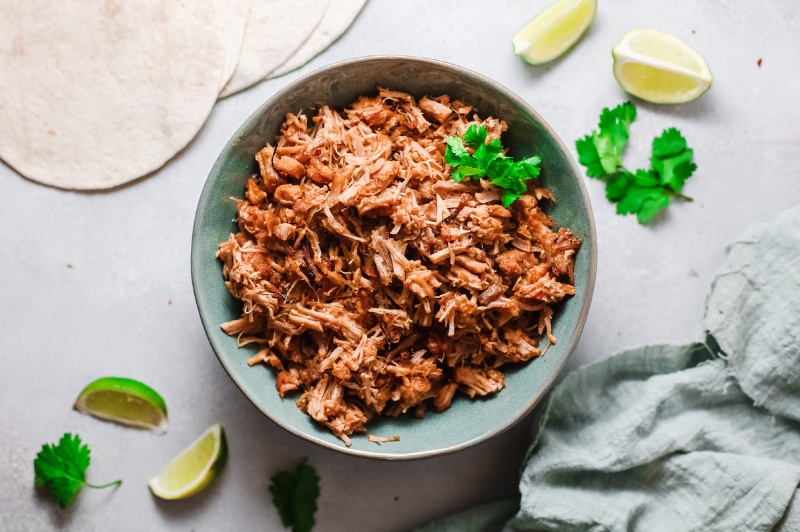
xmin=217 ymin=89 xmax=581 ymax=445
xmin=367 ymin=434 xmax=401 ymax=444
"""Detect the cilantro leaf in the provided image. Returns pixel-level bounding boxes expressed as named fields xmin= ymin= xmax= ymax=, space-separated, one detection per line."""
xmin=451 ymin=164 xmax=484 ymax=183
xmin=651 ymin=127 xmax=687 ymax=158
xmin=610 ymin=170 xmax=670 ymax=224
xmin=34 ymin=433 xmax=121 ymax=508
xmin=444 ymin=125 xmax=541 ymax=207
xmin=487 ymin=157 xmax=515 ymax=182
xmin=605 ymin=172 xmax=631 ymax=202
xmin=594 ymin=134 xmax=623 ymax=174
xmin=500 ymin=190 xmax=522 ymax=209
xmin=444 ymin=136 xmax=468 ymax=166
xmin=598 ymin=102 xmax=637 ymax=148
xmin=269 ymin=459 xmax=320 ymax=532
xmin=575 ymin=135 xmax=605 ymax=178
xmin=473 ymin=137 xmax=503 ymax=168
xmin=463 ymin=123 xmax=487 ymax=146
xmin=576 ymin=103 xmax=636 ymax=177
xmin=616 ymin=186 xmax=670 ymax=224
xmin=519 ymin=156 xmax=542 ymax=178
xmin=630 ymin=168 xmax=661 ymax=187
xmin=651 ymin=128 xmax=696 ymax=193
xmin=576 ymin=103 xmax=697 ymax=225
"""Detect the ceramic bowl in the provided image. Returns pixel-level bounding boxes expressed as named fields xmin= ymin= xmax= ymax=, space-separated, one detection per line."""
xmin=191 ymin=56 xmax=596 ymax=459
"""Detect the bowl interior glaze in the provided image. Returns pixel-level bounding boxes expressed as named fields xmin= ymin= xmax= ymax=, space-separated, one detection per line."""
xmin=191 ymin=56 xmax=596 ymax=459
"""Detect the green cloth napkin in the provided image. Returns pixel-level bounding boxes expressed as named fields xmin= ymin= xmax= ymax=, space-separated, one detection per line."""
xmin=419 ymin=205 xmax=800 ymax=532
xmin=704 ymin=206 xmax=800 ymax=423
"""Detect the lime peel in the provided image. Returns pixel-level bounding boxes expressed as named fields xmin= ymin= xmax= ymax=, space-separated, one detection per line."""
xmin=148 ymin=424 xmax=228 ymax=500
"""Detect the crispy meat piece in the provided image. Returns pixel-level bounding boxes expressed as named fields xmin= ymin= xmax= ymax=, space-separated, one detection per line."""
xmin=218 ymin=89 xmax=581 ymax=442
xmin=255 ymin=146 xmax=284 ymax=192
xmin=274 ymin=156 xmax=305 ymax=179
xmin=496 ymin=249 xmax=538 ymax=276
xmin=276 ymin=370 xmax=301 ymax=397
xmin=274 ymin=184 xmax=302 ymax=205
xmin=246 ymin=177 xmax=267 ymax=204
xmin=548 ymin=228 xmax=583 ymax=282
xmin=454 ymin=367 xmax=505 ymax=397
xmin=418 ymin=96 xmax=452 ymax=124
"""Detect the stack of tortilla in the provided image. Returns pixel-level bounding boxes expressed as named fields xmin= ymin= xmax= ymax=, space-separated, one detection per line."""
xmin=0 ymin=0 xmax=367 ymax=190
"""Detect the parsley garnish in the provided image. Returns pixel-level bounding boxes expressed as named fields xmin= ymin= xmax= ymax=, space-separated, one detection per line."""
xmin=445 ymin=124 xmax=541 ymax=208
xmin=269 ymin=458 xmax=320 ymax=532
xmin=576 ymin=102 xmax=697 ymax=224
xmin=34 ymin=433 xmax=122 ymax=508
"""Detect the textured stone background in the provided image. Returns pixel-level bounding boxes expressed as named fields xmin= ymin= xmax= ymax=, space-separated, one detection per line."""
xmin=2 ymin=1 xmax=798 ymax=530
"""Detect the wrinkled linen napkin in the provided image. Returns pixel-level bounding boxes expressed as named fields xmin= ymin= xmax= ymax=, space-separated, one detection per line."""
xmin=419 ymin=204 xmax=800 ymax=532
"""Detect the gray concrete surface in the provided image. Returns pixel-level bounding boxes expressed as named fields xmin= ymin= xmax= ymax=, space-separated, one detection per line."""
xmin=2 ymin=0 xmax=799 ymax=530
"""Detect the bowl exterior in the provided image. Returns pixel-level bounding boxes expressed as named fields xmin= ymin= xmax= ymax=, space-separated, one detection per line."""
xmin=191 ymin=56 xmax=596 ymax=459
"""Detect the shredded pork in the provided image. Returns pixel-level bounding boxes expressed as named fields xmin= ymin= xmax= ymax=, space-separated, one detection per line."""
xmin=367 ymin=434 xmax=401 ymax=444
xmin=218 ymin=89 xmax=581 ymax=445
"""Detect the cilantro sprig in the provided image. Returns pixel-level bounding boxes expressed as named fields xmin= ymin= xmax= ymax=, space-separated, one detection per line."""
xmin=34 ymin=433 xmax=122 ymax=508
xmin=445 ymin=124 xmax=541 ymax=208
xmin=576 ymin=102 xmax=697 ymax=224
xmin=269 ymin=458 xmax=320 ymax=532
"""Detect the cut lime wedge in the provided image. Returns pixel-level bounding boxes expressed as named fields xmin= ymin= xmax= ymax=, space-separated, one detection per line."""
xmin=148 ymin=424 xmax=228 ymax=500
xmin=74 ymin=377 xmax=168 ymax=434
xmin=512 ymin=0 xmax=597 ymax=65
xmin=612 ymin=28 xmax=712 ymax=104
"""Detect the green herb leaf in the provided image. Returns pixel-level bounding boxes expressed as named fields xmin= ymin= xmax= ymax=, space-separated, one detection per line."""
xmin=651 ymin=128 xmax=696 ymax=193
xmin=605 ymin=172 xmax=630 ymax=202
xmin=575 ymin=102 xmax=697 ymax=225
xmin=617 ymin=185 xmax=671 ymax=224
xmin=519 ymin=156 xmax=542 ymax=178
xmin=598 ymin=102 xmax=637 ymax=149
xmin=444 ymin=136 xmax=468 ymax=165
xmin=269 ymin=458 xmax=320 ymax=532
xmin=576 ymin=103 xmax=636 ymax=177
xmin=594 ymin=102 xmax=637 ymax=173
xmin=501 ymin=190 xmax=522 ymax=209
xmin=473 ymin=137 xmax=503 ymax=168
xmin=34 ymin=433 xmax=121 ymax=508
xmin=463 ymin=123 xmax=486 ymax=146
xmin=651 ymin=127 xmax=687 ymax=159
xmin=444 ymin=125 xmax=541 ymax=207
xmin=575 ymin=135 xmax=606 ymax=178
xmin=611 ymin=170 xmax=671 ymax=224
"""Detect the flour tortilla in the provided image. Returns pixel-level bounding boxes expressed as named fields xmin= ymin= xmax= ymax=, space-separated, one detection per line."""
xmin=218 ymin=0 xmax=253 ymax=91
xmin=220 ymin=0 xmax=329 ymax=97
xmin=270 ymin=0 xmax=368 ymax=78
xmin=0 ymin=0 xmax=228 ymax=190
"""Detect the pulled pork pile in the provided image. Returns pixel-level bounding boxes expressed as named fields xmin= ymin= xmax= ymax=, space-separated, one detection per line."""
xmin=218 ymin=89 xmax=581 ymax=445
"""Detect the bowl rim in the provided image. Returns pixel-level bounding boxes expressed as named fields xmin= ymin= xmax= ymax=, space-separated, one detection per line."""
xmin=191 ymin=55 xmax=597 ymax=460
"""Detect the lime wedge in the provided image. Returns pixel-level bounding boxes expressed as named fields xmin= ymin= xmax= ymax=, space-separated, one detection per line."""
xmin=148 ymin=424 xmax=227 ymax=500
xmin=74 ymin=377 xmax=168 ymax=434
xmin=612 ymin=28 xmax=712 ymax=104
xmin=512 ymin=0 xmax=597 ymax=65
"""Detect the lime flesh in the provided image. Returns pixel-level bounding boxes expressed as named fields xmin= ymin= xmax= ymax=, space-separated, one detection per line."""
xmin=612 ymin=28 xmax=712 ymax=104
xmin=74 ymin=377 xmax=168 ymax=434
xmin=148 ymin=424 xmax=227 ymax=500
xmin=512 ymin=0 xmax=597 ymax=65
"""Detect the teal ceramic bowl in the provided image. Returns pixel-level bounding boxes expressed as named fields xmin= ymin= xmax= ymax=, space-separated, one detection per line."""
xmin=191 ymin=56 xmax=596 ymax=459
